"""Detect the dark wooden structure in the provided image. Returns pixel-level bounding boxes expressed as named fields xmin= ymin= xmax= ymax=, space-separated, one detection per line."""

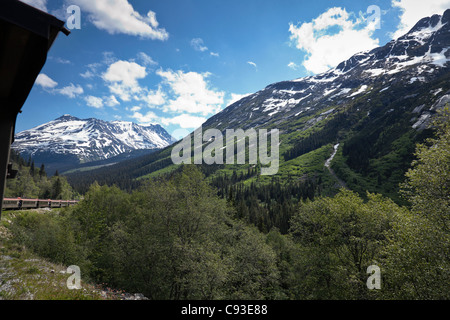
xmin=0 ymin=0 xmax=70 ymax=217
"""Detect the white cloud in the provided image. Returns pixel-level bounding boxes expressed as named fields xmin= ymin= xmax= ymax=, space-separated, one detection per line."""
xmin=161 ymin=114 xmax=207 ymax=129
xmin=191 ymin=38 xmax=220 ymax=57
xmin=80 ymin=62 xmax=102 ymax=79
xmin=124 ymin=69 xmax=242 ymax=130
xmin=289 ymin=7 xmax=379 ymax=74
xmin=247 ymin=61 xmax=258 ymax=70
xmin=80 ymin=70 xmax=95 ymax=79
xmin=19 ymin=0 xmax=47 ymax=12
xmin=130 ymin=110 xmax=205 ymax=130
xmin=71 ymin=0 xmax=169 ymax=40
xmin=35 ymin=73 xmax=58 ymax=89
xmin=80 ymin=54 xmax=118 ymax=79
xmin=156 ymin=69 xmax=225 ymax=116
xmin=85 ymin=96 xmax=104 ymax=109
xmin=102 ymin=60 xmax=147 ymax=101
xmin=56 ymin=84 xmax=84 ymax=98
xmin=103 ymin=60 xmax=147 ymax=86
xmin=130 ymin=110 xmax=159 ymax=125
xmin=146 ymin=11 xmax=160 ymax=29
xmin=102 ymin=51 xmax=117 ymax=65
xmin=142 ymin=87 xmax=166 ymax=107
xmin=191 ymin=38 xmax=209 ymax=52
xmin=392 ymin=0 xmax=450 ymax=39
xmin=36 ymin=74 xmax=84 ymax=99
xmin=227 ymin=93 xmax=252 ymax=107
xmin=108 ymin=83 xmax=144 ymax=102
xmin=137 ymin=52 xmax=158 ymax=67
xmin=53 ymin=57 xmax=71 ymax=64
xmin=104 ymin=95 xmax=120 ymax=107
xmin=287 ymin=62 xmax=299 ymax=70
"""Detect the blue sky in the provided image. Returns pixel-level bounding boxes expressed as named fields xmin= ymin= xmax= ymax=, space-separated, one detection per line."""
xmin=17 ymin=0 xmax=450 ymax=138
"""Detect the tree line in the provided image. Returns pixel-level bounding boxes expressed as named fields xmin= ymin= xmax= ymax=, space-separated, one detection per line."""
xmin=211 ymin=172 xmax=319 ymax=234
xmin=5 ymin=150 xmax=75 ymax=200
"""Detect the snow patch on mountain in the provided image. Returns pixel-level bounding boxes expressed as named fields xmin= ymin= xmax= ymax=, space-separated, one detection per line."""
xmin=12 ymin=115 xmax=175 ymax=163
xmin=202 ymin=9 xmax=450 ymax=133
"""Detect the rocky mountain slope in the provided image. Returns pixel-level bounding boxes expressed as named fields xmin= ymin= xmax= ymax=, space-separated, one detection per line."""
xmin=204 ymin=9 xmax=450 ymax=132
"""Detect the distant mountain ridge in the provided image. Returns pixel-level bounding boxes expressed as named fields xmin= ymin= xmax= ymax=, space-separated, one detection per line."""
xmin=12 ymin=115 xmax=175 ymax=173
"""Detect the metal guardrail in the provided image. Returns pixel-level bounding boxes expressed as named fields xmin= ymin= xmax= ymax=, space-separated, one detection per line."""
xmin=2 ymin=197 xmax=79 ymax=210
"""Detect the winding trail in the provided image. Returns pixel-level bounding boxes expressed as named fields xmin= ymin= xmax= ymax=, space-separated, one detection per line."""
xmin=325 ymin=143 xmax=347 ymax=189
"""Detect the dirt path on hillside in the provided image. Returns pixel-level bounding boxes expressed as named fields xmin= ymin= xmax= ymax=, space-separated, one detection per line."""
xmin=325 ymin=143 xmax=347 ymax=189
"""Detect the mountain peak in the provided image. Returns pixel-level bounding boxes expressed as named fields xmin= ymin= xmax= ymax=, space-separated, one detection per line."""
xmin=409 ymin=13 xmax=443 ymax=34
xmin=56 ymin=114 xmax=80 ymax=122
xmin=407 ymin=9 xmax=450 ymax=35
xmin=443 ymin=8 xmax=450 ymax=24
xmin=12 ymin=116 xmax=175 ymax=166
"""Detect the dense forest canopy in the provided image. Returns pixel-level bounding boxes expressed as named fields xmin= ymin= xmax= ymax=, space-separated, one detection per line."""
xmin=4 ymin=110 xmax=449 ymax=300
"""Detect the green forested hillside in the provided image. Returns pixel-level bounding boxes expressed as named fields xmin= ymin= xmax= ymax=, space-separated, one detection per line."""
xmin=5 ymin=150 xmax=75 ymax=200
xmin=65 ymin=73 xmax=449 ymax=235
xmin=5 ymin=110 xmax=449 ymax=299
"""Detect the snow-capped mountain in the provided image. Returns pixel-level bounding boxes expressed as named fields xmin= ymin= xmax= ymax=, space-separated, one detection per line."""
xmin=204 ymin=9 xmax=450 ymax=132
xmin=66 ymin=10 xmax=450 ymax=201
xmin=77 ymin=9 xmax=449 ymax=196
xmin=12 ymin=115 xmax=175 ymax=164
